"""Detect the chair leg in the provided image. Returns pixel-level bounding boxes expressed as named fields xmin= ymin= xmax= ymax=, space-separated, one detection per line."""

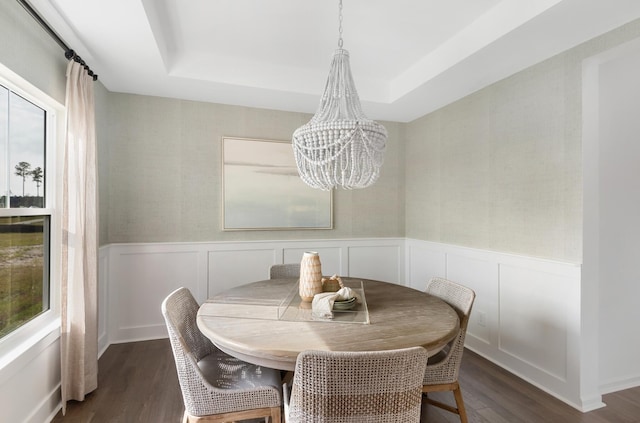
xmin=423 ymin=382 xmax=468 ymax=423
xmin=270 ymin=405 xmax=282 ymax=423
xmin=453 ymin=386 xmax=468 ymax=423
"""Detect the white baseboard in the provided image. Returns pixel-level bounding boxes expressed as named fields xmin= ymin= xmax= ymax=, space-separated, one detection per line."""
xmin=600 ymin=374 xmax=640 ymax=395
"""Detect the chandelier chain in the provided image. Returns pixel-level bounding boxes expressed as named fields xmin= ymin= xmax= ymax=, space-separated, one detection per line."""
xmin=338 ymin=0 xmax=343 ymax=48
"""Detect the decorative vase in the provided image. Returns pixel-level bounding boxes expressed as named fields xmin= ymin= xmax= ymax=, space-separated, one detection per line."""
xmin=299 ymin=251 xmax=323 ymax=302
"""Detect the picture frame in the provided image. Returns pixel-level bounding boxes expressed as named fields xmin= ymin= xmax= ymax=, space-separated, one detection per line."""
xmin=222 ymin=137 xmax=333 ymax=230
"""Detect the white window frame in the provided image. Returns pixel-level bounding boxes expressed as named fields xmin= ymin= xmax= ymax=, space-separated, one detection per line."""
xmin=0 ymin=62 xmax=64 ymax=370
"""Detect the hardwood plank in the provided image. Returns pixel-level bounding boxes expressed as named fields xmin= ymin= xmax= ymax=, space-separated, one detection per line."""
xmin=52 ymin=339 xmax=184 ymax=423
xmin=52 ymin=340 xmax=640 ymax=423
xmin=426 ymin=349 xmax=640 ymax=423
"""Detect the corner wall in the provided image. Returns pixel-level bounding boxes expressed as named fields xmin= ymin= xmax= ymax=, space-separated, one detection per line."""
xmin=404 ymin=16 xmax=640 ymax=409
xmin=404 ymin=49 xmax=583 ymax=263
xmin=404 ymin=18 xmax=640 ymax=265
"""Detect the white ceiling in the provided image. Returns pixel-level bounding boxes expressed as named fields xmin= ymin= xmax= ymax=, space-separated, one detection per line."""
xmin=29 ymin=0 xmax=640 ymax=122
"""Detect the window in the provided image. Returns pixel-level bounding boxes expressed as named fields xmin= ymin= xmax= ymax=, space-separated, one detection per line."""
xmin=0 ymin=65 xmax=61 ymax=347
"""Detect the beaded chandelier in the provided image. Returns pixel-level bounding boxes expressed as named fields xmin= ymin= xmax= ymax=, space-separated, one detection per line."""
xmin=292 ymin=0 xmax=387 ymax=190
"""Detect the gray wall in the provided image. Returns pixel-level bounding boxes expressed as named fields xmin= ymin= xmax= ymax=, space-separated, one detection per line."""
xmin=404 ymin=56 xmax=582 ymax=263
xmin=100 ymin=93 xmax=404 ymax=244
xmin=404 ymin=19 xmax=640 ymax=263
xmin=0 ymin=0 xmax=67 ymax=103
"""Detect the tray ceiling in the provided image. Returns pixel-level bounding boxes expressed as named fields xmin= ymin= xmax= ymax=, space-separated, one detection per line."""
xmin=29 ymin=0 xmax=640 ymax=122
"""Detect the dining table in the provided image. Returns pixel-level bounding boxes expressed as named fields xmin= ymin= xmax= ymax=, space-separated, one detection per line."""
xmin=196 ymin=277 xmax=460 ymax=372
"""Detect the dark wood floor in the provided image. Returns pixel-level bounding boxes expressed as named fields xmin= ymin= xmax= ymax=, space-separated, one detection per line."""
xmin=53 ymin=339 xmax=640 ymax=423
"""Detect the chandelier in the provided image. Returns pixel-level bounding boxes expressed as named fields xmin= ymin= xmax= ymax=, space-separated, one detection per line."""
xmin=292 ymin=0 xmax=387 ymax=190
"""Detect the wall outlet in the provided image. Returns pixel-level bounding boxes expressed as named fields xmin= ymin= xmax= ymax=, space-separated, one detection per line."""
xmin=477 ymin=311 xmax=487 ymax=327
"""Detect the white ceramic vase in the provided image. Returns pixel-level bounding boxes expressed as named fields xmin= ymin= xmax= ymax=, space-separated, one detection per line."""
xmin=299 ymin=251 xmax=323 ymax=302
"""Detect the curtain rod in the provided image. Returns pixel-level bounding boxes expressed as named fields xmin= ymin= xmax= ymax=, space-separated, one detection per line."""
xmin=17 ymin=0 xmax=98 ymax=81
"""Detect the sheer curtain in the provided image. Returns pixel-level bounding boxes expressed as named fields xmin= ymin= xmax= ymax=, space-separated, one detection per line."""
xmin=60 ymin=60 xmax=98 ymax=413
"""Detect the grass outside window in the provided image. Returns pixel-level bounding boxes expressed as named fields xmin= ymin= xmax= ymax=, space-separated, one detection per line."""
xmin=0 ymin=216 xmax=48 ymax=338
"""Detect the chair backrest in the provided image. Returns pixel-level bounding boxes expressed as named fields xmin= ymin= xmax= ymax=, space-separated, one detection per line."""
xmin=424 ymin=277 xmax=476 ymax=382
xmin=426 ymin=277 xmax=475 ymax=331
xmin=269 ymin=263 xmax=300 ymax=279
xmin=162 ymin=287 xmax=214 ymax=361
xmin=288 ymin=347 xmax=428 ymax=423
xmin=162 ymin=287 xmax=216 ymax=414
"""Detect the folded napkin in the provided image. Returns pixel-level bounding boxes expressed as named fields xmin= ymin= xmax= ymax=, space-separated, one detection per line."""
xmin=311 ymin=287 xmax=360 ymax=319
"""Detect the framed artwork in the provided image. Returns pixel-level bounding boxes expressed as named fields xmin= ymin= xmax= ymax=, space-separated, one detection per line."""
xmin=222 ymin=137 xmax=333 ymax=230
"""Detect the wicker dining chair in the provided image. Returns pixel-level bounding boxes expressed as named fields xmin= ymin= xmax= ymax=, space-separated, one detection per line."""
xmin=284 ymin=347 xmax=428 ymax=423
xmin=422 ymin=277 xmax=476 ymax=423
xmin=162 ymin=287 xmax=283 ymax=423
xmin=269 ymin=263 xmax=300 ymax=279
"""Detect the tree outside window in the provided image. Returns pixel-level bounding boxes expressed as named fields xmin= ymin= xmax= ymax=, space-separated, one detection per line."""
xmin=14 ymin=161 xmax=31 ymax=197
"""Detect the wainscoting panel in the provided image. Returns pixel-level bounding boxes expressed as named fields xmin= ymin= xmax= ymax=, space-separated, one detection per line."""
xmin=499 ymin=264 xmax=570 ymax=381
xmin=348 ymin=245 xmax=402 ymax=283
xmin=107 ymin=244 xmax=204 ymax=343
xmin=406 ymin=244 xmax=446 ymax=291
xmin=0 ymin=328 xmax=60 ymax=423
xmin=98 ymin=248 xmax=109 ymax=355
xmin=208 ymin=248 xmax=276 ymax=296
xmin=101 ymin=238 xmax=592 ymax=410
xmin=103 ymin=239 xmax=405 ymax=345
xmin=404 ymin=239 xmax=586 ymax=410
xmin=446 ymin=252 xmax=498 ymax=346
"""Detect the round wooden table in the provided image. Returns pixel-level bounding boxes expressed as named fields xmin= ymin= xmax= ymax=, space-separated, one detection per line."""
xmin=197 ymin=278 xmax=459 ymax=371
